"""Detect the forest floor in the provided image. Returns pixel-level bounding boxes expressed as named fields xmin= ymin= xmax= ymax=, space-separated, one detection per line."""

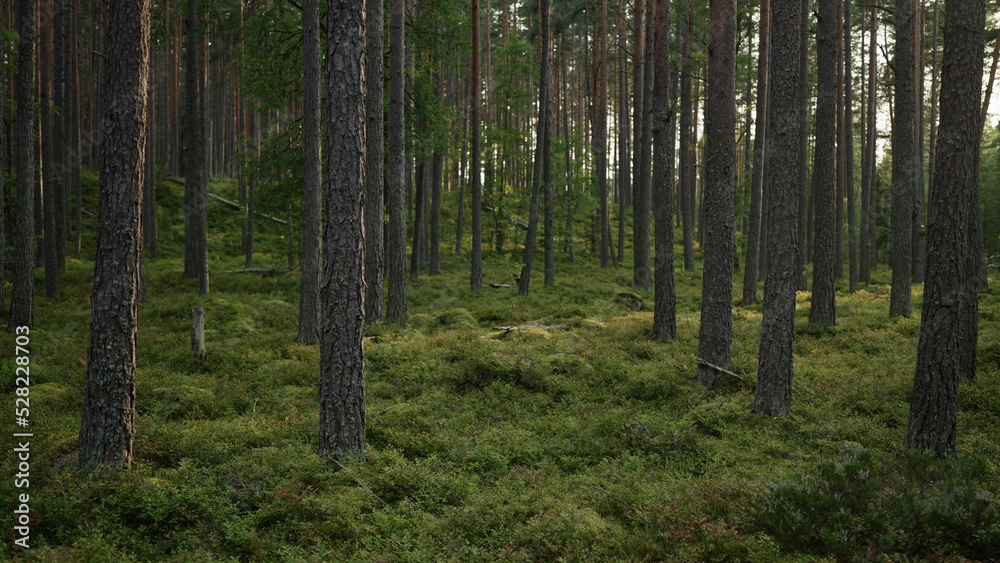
xmin=2 ymin=174 xmax=1000 ymax=561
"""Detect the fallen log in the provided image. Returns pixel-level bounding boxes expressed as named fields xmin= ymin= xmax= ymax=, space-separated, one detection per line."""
xmin=492 ymin=323 xmax=570 ymax=333
xmin=489 ymin=283 xmax=514 ymax=288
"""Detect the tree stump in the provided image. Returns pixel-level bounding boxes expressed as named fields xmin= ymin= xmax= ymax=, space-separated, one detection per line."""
xmin=191 ymin=307 xmax=206 ymax=361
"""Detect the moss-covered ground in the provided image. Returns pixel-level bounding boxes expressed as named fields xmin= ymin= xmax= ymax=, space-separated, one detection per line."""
xmin=1 ymin=173 xmax=999 ymax=561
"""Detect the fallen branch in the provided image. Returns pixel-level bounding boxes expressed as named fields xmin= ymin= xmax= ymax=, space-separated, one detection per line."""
xmin=696 ymin=358 xmax=747 ymax=382
xmin=330 ymin=459 xmax=387 ymax=509
xmin=223 ymin=265 xmax=287 ymax=275
xmin=492 ymin=322 xmax=570 ymax=333
xmin=207 ymin=192 xmax=289 ymax=226
xmin=489 ymin=283 xmax=514 ymax=288
xmin=81 ymin=208 xmax=97 ymax=218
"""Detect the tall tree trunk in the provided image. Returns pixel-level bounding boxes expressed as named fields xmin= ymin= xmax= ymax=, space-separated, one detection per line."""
xmin=78 ymin=0 xmax=150 ymax=470
xmin=319 ymin=0 xmax=366 ymax=462
xmin=563 ymin=28 xmax=575 ymax=265
xmin=754 ymin=0 xmax=801 ymax=417
xmin=905 ymin=0 xmax=984 ymax=454
xmin=0 ymin=0 xmax=6 ymax=312
xmin=926 ymin=0 xmax=938 ymax=238
xmin=9 ymin=0 xmax=36 ymax=331
xmin=796 ymin=0 xmax=810 ymax=290
xmin=54 ymin=0 xmax=65 ymax=272
xmin=455 ymin=70 xmax=468 ymax=256
xmin=617 ymin=13 xmax=627 ymax=265
xmin=866 ymin=0 xmax=878 ymax=275
xmin=519 ymin=0 xmax=550 ymax=296
xmin=809 ymin=0 xmax=837 ymax=326
xmin=860 ymin=0 xmax=875 ymax=283
xmin=184 ymin=0 xmax=201 ymax=281
xmin=387 ymin=0 xmax=408 ymax=321
xmin=650 ymin=0 xmax=675 ymax=341
xmin=594 ymin=0 xmax=609 ymax=268
xmin=845 ymin=0 xmax=858 ymax=292
xmin=679 ymin=0 xmax=695 ymax=271
xmin=834 ymin=0 xmax=844 ymax=280
xmin=910 ymin=0 xmax=925 ymax=283
xmin=72 ymin=0 xmax=82 ymax=257
xmin=889 ymin=0 xmax=914 ymax=318
xmin=364 ymin=0 xmax=385 ymax=319
xmin=470 ymin=0 xmax=483 ymax=291
xmin=742 ymin=0 xmax=769 ymax=305
xmin=41 ymin=0 xmax=59 ymax=299
xmin=143 ymin=71 xmax=157 ymax=260
xmin=430 ymin=144 xmax=443 ymax=275
xmin=543 ymin=51 xmax=555 ymax=287
xmin=298 ymin=0 xmax=321 ymax=344
xmin=696 ymin=0 xmax=737 ymax=387
xmin=633 ymin=0 xmax=655 ymax=289
xmin=631 ymin=0 xmax=644 ymax=214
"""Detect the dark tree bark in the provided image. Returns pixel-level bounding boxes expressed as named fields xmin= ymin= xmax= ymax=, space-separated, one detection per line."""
xmin=0 ymin=0 xmax=7 ymax=312
xmin=299 ymin=0 xmax=322 ymax=344
xmin=696 ymin=0 xmax=737 ymax=387
xmin=470 ymin=0 xmax=483 ymax=291
xmin=632 ymin=0 xmax=644 ymax=214
xmin=633 ymin=0 xmax=655 ymax=290
xmin=387 ymin=0 xmax=407 ymax=322
xmin=753 ymin=0 xmax=800 ymax=417
xmin=41 ymin=0 xmax=59 ymax=299
xmin=809 ymin=0 xmax=837 ymax=326
xmin=889 ymin=0 xmax=914 ymax=318
xmin=319 ymin=0 xmax=366 ymax=462
xmin=845 ymin=0 xmax=858 ymax=292
xmin=519 ymin=0 xmax=550 ymax=296
xmin=860 ymin=0 xmax=877 ymax=283
xmin=78 ymin=0 xmax=150 ymax=471
xmin=594 ymin=0 xmax=609 ymax=268
xmin=455 ymin=71 xmax=468 ymax=257
xmin=742 ymin=0 xmax=769 ymax=306
xmin=9 ymin=0 xmax=36 ymax=332
xmin=430 ymin=144 xmax=443 ymax=275
xmin=543 ymin=59 xmax=555 ymax=287
xmin=834 ymin=0 xmax=844 ymax=281
xmin=184 ymin=0 xmax=208 ymax=294
xmin=54 ymin=0 xmax=66 ymax=271
xmin=143 ymin=74 xmax=157 ymax=261
xmin=650 ymin=0 xmax=675 ymax=342
xmin=904 ymin=0 xmax=984 ymax=455
xmin=617 ymin=13 xmax=628 ymax=265
xmin=363 ymin=0 xmax=384 ymax=318
xmin=679 ymin=0 xmax=695 ymax=271
xmin=796 ymin=0 xmax=810 ymax=291
xmin=910 ymin=0 xmax=925 ymax=284
xmin=71 ymin=0 xmax=82 ymax=257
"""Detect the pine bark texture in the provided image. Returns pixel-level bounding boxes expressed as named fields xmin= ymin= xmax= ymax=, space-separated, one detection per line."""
xmin=742 ymin=0 xmax=769 ymax=306
xmin=519 ymin=0 xmax=549 ymax=297
xmin=386 ymin=0 xmax=408 ymax=322
xmin=634 ymin=0 xmax=655 ymax=289
xmin=650 ymin=0 xmax=675 ymax=342
xmin=679 ymin=0 xmax=695 ymax=271
xmin=753 ymin=0 xmax=800 ymax=417
xmin=809 ymin=0 xmax=837 ymax=326
xmin=184 ymin=0 xmax=199 ymax=279
xmin=9 ymin=0 xmax=36 ymax=332
xmin=860 ymin=0 xmax=877 ymax=283
xmin=363 ymin=0 xmax=384 ymax=318
xmin=594 ymin=0 xmax=609 ymax=268
xmin=42 ymin=0 xmax=59 ymax=299
xmin=299 ymin=0 xmax=322 ymax=344
xmin=0 ymin=0 xmax=8 ymax=311
xmin=470 ymin=0 xmax=483 ymax=291
xmin=845 ymin=0 xmax=858 ymax=292
xmin=78 ymin=0 xmax=150 ymax=470
xmin=796 ymin=0 xmax=810 ymax=291
xmin=905 ymin=0 xmax=983 ymax=454
xmin=320 ymin=0 xmax=366 ymax=461
xmin=889 ymin=0 xmax=913 ymax=318
xmin=696 ymin=0 xmax=737 ymax=387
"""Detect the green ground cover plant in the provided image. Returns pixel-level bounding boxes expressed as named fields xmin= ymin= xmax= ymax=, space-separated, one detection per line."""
xmin=1 ymin=175 xmax=998 ymax=561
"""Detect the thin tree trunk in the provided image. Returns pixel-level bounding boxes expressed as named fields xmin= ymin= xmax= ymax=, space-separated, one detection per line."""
xmin=809 ymin=0 xmax=837 ymax=326
xmin=911 ymin=0 xmax=925 ymax=284
xmin=634 ymin=0 xmax=655 ymax=289
xmin=594 ymin=0 xmax=609 ymax=268
xmin=867 ymin=0 xmax=878 ymax=273
xmin=650 ymin=0 xmax=675 ymax=341
xmin=696 ymin=0 xmax=737 ymax=387
xmin=455 ymin=69 xmax=468 ymax=256
xmin=41 ymin=0 xmax=59 ymax=299
xmin=890 ymin=0 xmax=914 ymax=318
xmin=846 ymin=0 xmax=858 ymax=292
xmin=796 ymin=0 xmax=810 ymax=290
xmin=679 ymin=0 xmax=695 ymax=271
xmin=78 ymin=0 xmax=150 ymax=470
xmin=9 ymin=0 xmax=36 ymax=331
xmin=387 ymin=0 xmax=408 ymax=321
xmin=470 ymin=0 xmax=483 ymax=291
xmin=298 ymin=0 xmax=321 ymax=344
xmin=835 ymin=0 xmax=844 ymax=280
xmin=364 ymin=0 xmax=385 ymax=318
xmin=742 ymin=0 xmax=769 ymax=305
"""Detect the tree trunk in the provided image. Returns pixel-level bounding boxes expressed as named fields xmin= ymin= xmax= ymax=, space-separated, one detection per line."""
xmin=470 ymin=0 xmax=483 ymax=291
xmin=796 ymin=0 xmax=810 ymax=291
xmin=364 ymin=0 xmax=385 ymax=319
xmin=387 ymin=0 xmax=408 ymax=322
xmin=845 ymin=0 xmax=858 ymax=292
xmin=298 ymin=0 xmax=321 ymax=344
xmin=78 ymin=0 xmax=150 ymax=470
xmin=835 ymin=0 xmax=844 ymax=280
xmin=543 ymin=55 xmax=555 ymax=287
xmin=319 ymin=0 xmax=366 ymax=462
xmin=633 ymin=0 xmax=655 ymax=290
xmin=696 ymin=0 xmax=737 ymax=387
xmin=679 ymin=0 xmax=695 ymax=272
xmin=41 ymin=0 xmax=59 ymax=299
xmin=910 ymin=0 xmax=925 ymax=284
xmin=866 ymin=0 xmax=878 ymax=275
xmin=889 ymin=0 xmax=914 ymax=318
xmin=594 ymin=0 xmax=609 ymax=268
xmin=742 ymin=0 xmax=769 ymax=306
xmin=905 ymin=0 xmax=984 ymax=455
xmin=632 ymin=0 xmax=644 ymax=215
xmin=9 ymin=0 xmax=36 ymax=331
xmin=617 ymin=13 xmax=627 ymax=265
xmin=430 ymin=145 xmax=443 ymax=275
xmin=753 ymin=0 xmax=801 ymax=417
xmin=860 ymin=0 xmax=876 ymax=283
xmin=650 ymin=0 xmax=676 ymax=342
xmin=455 ymin=71 xmax=468 ymax=256
xmin=0 ymin=0 xmax=7 ymax=311
xmin=809 ymin=0 xmax=837 ymax=326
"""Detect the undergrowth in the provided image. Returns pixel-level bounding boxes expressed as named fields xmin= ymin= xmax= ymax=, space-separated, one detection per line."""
xmin=1 ymin=172 xmax=998 ymax=561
